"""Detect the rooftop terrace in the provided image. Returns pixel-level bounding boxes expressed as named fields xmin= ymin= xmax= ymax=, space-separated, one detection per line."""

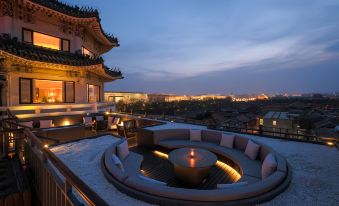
xmin=1 ymin=113 xmax=338 ymax=205
xmin=48 ymin=122 xmax=338 ymax=206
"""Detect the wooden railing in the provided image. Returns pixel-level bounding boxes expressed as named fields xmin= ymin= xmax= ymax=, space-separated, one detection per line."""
xmin=1 ymin=111 xmax=109 ymax=206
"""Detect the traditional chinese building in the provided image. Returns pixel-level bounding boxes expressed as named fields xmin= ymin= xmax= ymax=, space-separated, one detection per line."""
xmin=0 ymin=0 xmax=122 ymax=108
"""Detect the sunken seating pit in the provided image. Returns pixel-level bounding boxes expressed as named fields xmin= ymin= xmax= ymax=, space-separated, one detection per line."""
xmin=102 ymin=128 xmax=291 ymax=206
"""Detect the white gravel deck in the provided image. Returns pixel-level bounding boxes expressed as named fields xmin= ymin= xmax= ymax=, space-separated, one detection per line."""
xmin=50 ymin=128 xmax=339 ymax=206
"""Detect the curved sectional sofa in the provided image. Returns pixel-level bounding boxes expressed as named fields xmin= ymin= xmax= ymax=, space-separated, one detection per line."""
xmin=101 ymin=128 xmax=291 ymax=206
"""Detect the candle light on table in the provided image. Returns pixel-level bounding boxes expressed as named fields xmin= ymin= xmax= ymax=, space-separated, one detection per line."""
xmin=190 ymin=149 xmax=195 ymax=159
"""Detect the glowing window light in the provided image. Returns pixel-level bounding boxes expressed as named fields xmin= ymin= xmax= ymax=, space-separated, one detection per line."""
xmin=259 ymin=118 xmax=264 ymax=125
xmin=273 ymin=120 xmax=277 ymax=126
xmin=33 ymin=32 xmax=60 ymax=50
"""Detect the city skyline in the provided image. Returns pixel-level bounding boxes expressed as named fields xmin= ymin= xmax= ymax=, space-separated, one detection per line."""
xmin=65 ymin=0 xmax=339 ymax=94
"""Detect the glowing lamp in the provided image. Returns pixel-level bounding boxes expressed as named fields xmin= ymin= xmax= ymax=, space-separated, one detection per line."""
xmin=326 ymin=141 xmax=335 ymax=147
xmin=44 ymin=144 xmax=49 ymax=148
xmin=64 ymin=120 xmax=70 ymax=126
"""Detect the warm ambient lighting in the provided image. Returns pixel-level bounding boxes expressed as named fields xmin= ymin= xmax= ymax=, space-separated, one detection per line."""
xmin=44 ymin=144 xmax=49 ymax=148
xmin=190 ymin=149 xmax=195 ymax=158
xmin=326 ymin=141 xmax=335 ymax=147
xmin=63 ymin=120 xmax=70 ymax=126
xmin=216 ymin=160 xmax=241 ymax=182
xmin=189 ymin=158 xmax=196 ymax=167
xmin=153 ymin=150 xmax=168 ymax=159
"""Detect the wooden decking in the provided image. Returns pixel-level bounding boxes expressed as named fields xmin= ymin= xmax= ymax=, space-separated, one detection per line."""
xmin=131 ymin=147 xmax=240 ymax=190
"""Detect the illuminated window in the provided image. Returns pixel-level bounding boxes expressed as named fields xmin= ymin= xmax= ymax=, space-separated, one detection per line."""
xmin=82 ymin=47 xmax=94 ymax=58
xmin=19 ymin=79 xmax=76 ymax=104
xmin=33 ymin=32 xmax=61 ymax=50
xmin=273 ymin=120 xmax=277 ymax=126
xmin=259 ymin=118 xmax=264 ymax=125
xmin=33 ymin=80 xmax=63 ymax=103
xmin=88 ymin=84 xmax=100 ymax=102
xmin=19 ymin=78 xmax=32 ymax=104
xmin=22 ymin=29 xmax=70 ymax=51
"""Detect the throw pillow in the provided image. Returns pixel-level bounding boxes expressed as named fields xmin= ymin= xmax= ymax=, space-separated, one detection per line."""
xmin=190 ymin=129 xmax=202 ymax=142
xmin=244 ymin=140 xmax=260 ymax=160
xmin=111 ymin=154 xmax=124 ymax=171
xmin=117 ymin=140 xmax=129 ymax=160
xmin=220 ymin=133 xmax=235 ymax=148
xmin=261 ymin=153 xmax=277 ymax=179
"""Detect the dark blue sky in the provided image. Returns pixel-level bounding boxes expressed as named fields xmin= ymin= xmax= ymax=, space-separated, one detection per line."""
xmin=65 ymin=0 xmax=339 ymax=94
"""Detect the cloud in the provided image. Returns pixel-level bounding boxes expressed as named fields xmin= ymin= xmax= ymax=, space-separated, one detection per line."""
xmin=63 ymin=0 xmax=339 ymax=93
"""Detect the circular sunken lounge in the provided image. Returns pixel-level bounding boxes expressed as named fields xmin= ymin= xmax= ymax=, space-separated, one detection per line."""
xmin=101 ymin=129 xmax=292 ymax=206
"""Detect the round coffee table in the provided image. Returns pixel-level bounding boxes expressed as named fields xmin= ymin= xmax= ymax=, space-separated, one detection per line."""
xmin=168 ymin=147 xmax=217 ymax=185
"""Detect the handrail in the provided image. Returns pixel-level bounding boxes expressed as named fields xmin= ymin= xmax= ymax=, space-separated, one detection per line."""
xmin=0 ymin=102 xmax=115 ymax=119
xmin=1 ymin=113 xmax=109 ymax=206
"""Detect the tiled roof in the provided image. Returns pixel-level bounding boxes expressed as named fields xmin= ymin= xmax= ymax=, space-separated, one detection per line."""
xmin=32 ymin=0 xmax=99 ymax=18
xmin=0 ymin=34 xmax=122 ymax=78
xmin=31 ymin=0 xmax=119 ymax=45
xmin=104 ymin=66 xmax=123 ymax=79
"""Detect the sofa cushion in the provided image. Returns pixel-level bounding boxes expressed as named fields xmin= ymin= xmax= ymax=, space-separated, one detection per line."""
xmin=262 ymin=153 xmax=277 ymax=179
xmin=113 ymin=117 xmax=120 ymax=125
xmin=220 ymin=134 xmax=235 ymax=148
xmin=190 ymin=129 xmax=202 ymax=142
xmin=123 ymin=152 xmax=143 ymax=177
xmin=159 ymin=139 xmax=216 ymax=150
xmin=108 ymin=116 xmax=114 ymax=127
xmin=202 ymin=130 xmax=222 ymax=144
xmin=111 ymin=154 xmax=124 ymax=171
xmin=245 ymin=140 xmax=260 ymax=160
xmin=276 ymin=154 xmax=287 ymax=172
xmin=117 ymin=140 xmax=129 ymax=160
xmin=104 ymin=144 xmax=127 ymax=182
xmin=153 ymin=129 xmax=189 ymax=145
xmin=124 ymin=175 xmax=268 ymax=202
xmin=234 ymin=135 xmax=249 ymax=151
xmin=40 ymin=120 xmax=53 ymax=128
xmin=239 ymin=174 xmax=261 ymax=184
xmin=138 ymin=174 xmax=166 ymax=185
xmin=217 ymin=181 xmax=247 ymax=189
xmin=259 ymin=145 xmax=271 ymax=162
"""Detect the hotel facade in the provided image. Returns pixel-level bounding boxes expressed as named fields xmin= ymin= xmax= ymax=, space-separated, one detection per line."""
xmin=0 ymin=0 xmax=122 ymax=110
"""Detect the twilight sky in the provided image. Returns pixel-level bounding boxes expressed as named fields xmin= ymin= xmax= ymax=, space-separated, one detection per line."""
xmin=65 ymin=0 xmax=339 ymax=94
